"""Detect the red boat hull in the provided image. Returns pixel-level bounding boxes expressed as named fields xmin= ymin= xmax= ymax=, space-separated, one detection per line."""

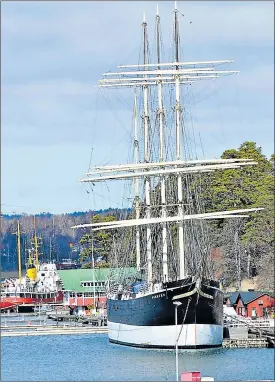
xmin=0 ymin=291 xmax=63 ymax=309
xmin=0 ymin=301 xmax=19 ymax=310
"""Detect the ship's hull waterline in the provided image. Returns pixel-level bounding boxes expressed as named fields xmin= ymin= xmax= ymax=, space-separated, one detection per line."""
xmin=107 ymin=277 xmax=223 ymax=349
xmin=0 ymin=291 xmax=64 ymax=311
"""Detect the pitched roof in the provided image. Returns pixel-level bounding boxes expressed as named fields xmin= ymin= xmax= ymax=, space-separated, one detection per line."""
xmin=228 ymin=292 xmax=240 ymax=305
xmin=239 ymin=291 xmax=265 ymax=304
xmin=57 ymin=267 xmax=138 ymax=292
xmin=228 ymin=291 xmax=274 ymax=305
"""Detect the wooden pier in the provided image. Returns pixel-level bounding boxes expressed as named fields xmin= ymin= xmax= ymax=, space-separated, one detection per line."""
xmin=47 ymin=313 xmax=107 ymax=325
xmin=223 ymin=313 xmax=274 ymax=348
xmin=1 ymin=312 xmax=108 ymax=337
xmin=1 ymin=325 xmax=108 ymax=337
xmin=222 ymin=338 xmax=269 ymax=348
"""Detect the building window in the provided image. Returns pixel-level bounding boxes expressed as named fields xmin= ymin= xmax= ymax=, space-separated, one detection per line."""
xmin=237 ymin=307 xmax=246 ymax=316
xmin=80 ymin=281 xmax=105 ymax=287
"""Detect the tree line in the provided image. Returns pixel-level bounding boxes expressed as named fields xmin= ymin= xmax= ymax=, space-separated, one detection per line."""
xmin=1 ymin=142 xmax=273 ymax=291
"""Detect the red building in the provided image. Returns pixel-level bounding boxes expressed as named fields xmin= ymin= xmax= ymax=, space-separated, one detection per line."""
xmin=226 ymin=291 xmax=275 ymax=319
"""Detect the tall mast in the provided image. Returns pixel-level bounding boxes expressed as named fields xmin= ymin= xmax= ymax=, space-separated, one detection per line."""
xmin=174 ymin=2 xmax=185 ymax=279
xmin=91 ymin=231 xmax=96 ymax=309
xmin=33 ymin=215 xmax=39 ymax=268
xmin=142 ymin=13 xmax=152 ymax=285
xmin=90 ymin=2 xmax=244 ymax=285
xmin=16 ymin=221 xmax=22 ymax=282
xmin=49 ymin=237 xmax=52 ymax=262
xmin=12 ymin=221 xmax=23 ymax=283
xmin=156 ymin=5 xmax=168 ymax=281
xmin=133 ymin=87 xmax=141 ymax=271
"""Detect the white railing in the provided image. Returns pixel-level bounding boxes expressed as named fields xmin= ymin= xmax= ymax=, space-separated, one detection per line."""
xmin=248 ymin=319 xmax=274 ymax=328
xmin=224 ymin=321 xmax=246 ymax=328
xmin=224 ymin=316 xmax=274 ymax=329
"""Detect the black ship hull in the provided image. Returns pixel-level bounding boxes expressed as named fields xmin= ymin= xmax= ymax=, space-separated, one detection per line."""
xmin=107 ymin=277 xmax=223 ymax=349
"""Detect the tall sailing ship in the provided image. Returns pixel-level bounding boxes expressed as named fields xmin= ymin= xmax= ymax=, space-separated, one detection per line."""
xmin=0 ymin=217 xmax=63 ymax=312
xmin=73 ymin=3 xmax=263 ymax=348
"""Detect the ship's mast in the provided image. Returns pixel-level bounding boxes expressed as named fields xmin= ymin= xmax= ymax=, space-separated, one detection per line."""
xmin=16 ymin=221 xmax=22 ymax=282
xmin=49 ymin=237 xmax=52 ymax=262
xmin=156 ymin=5 xmax=168 ymax=281
xmin=133 ymin=88 xmax=141 ymax=272
xmin=142 ymin=13 xmax=152 ymax=285
xmin=91 ymin=230 xmax=96 ymax=310
xmin=174 ymin=2 xmax=185 ymax=279
xmin=33 ymin=215 xmax=39 ymax=268
xmin=12 ymin=221 xmax=22 ymax=283
xmin=75 ymin=3 xmax=262 ymax=287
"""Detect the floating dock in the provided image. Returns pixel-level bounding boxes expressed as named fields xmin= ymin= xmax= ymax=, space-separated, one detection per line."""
xmin=1 ymin=311 xmax=109 ymax=337
xmin=222 ymin=338 xmax=269 ymax=348
xmin=1 ymin=325 xmax=108 ymax=337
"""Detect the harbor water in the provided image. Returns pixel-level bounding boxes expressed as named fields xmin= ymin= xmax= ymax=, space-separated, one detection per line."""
xmin=1 ymin=334 xmax=274 ymax=381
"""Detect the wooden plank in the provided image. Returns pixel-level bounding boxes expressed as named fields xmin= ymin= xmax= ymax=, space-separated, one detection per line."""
xmin=1 ymin=327 xmax=108 ymax=337
xmin=223 ymin=338 xmax=268 ymax=348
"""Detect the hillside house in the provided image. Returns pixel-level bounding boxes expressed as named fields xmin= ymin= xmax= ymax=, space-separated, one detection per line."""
xmin=225 ymin=291 xmax=275 ymax=319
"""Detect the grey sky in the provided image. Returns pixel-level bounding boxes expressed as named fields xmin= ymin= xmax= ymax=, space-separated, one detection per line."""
xmin=2 ymin=1 xmax=274 ymax=214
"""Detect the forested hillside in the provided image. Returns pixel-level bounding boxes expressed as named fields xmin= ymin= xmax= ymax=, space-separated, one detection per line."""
xmin=1 ymin=142 xmax=273 ymax=290
xmin=0 ymin=209 xmax=124 ymax=271
xmin=200 ymin=142 xmax=274 ymax=290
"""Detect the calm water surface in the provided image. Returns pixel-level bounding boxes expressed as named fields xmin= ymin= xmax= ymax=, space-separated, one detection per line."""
xmin=1 ymin=334 xmax=274 ymax=381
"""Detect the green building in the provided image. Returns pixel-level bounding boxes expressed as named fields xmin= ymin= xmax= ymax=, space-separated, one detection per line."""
xmin=57 ymin=267 xmax=137 ymax=307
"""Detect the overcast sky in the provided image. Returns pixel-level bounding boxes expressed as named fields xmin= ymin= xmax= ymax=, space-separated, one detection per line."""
xmin=2 ymin=1 xmax=274 ymax=215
